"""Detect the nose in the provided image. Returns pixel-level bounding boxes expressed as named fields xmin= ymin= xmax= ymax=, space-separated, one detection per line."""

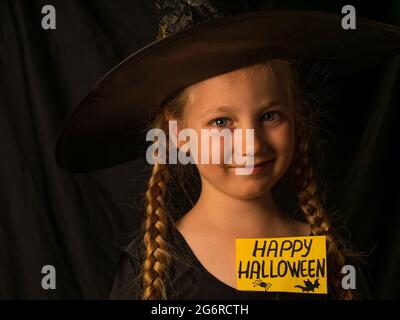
xmin=238 ymin=119 xmax=267 ymax=157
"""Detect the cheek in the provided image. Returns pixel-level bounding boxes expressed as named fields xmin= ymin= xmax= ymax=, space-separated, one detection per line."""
xmin=196 ymin=164 xmax=228 ymax=185
xmin=269 ymin=121 xmax=295 ymax=163
xmin=195 ymin=133 xmax=230 ymax=164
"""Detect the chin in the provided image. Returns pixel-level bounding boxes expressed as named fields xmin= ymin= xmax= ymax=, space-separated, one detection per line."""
xmin=224 ymin=179 xmax=274 ymax=200
xmin=229 ymin=164 xmax=288 ymax=198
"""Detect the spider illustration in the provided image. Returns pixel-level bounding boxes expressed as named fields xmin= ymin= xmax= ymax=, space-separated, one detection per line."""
xmin=252 ymin=279 xmax=272 ymax=292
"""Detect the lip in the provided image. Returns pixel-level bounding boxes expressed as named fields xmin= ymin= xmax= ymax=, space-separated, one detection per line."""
xmin=253 ymin=159 xmax=273 ymax=167
xmin=229 ymin=158 xmax=275 ymax=174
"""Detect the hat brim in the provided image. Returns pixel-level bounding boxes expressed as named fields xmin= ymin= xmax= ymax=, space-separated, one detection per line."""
xmin=55 ymin=10 xmax=400 ymax=173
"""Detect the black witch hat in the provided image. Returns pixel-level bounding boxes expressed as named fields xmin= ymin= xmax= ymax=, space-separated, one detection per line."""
xmin=55 ymin=0 xmax=400 ymax=173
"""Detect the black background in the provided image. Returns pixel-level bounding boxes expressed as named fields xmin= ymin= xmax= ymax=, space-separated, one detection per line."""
xmin=0 ymin=0 xmax=399 ymax=299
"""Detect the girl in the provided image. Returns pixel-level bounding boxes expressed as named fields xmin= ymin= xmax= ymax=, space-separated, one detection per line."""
xmin=108 ymin=57 xmax=364 ymax=300
xmin=55 ymin=1 xmax=399 ymax=301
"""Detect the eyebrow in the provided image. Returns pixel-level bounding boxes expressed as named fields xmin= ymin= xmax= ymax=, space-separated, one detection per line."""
xmin=200 ymin=100 xmax=282 ymax=118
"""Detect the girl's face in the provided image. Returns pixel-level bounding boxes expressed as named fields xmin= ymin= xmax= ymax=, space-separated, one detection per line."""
xmin=177 ymin=61 xmax=296 ymax=200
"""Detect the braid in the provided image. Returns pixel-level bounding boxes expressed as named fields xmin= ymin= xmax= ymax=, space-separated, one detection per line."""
xmin=141 ymin=115 xmax=172 ymax=300
xmin=285 ymin=59 xmax=358 ymax=299
xmin=290 ymin=128 xmax=354 ymax=300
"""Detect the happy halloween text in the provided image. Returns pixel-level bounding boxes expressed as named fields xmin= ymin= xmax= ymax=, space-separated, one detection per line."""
xmin=237 ymin=238 xmax=326 ymax=279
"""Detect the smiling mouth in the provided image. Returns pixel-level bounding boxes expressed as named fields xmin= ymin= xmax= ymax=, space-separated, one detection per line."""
xmin=228 ymin=158 xmax=275 ymax=169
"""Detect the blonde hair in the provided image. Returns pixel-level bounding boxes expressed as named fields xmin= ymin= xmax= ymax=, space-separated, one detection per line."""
xmin=137 ymin=59 xmax=359 ymax=300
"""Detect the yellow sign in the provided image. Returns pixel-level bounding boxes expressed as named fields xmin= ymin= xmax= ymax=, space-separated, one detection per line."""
xmin=236 ymin=235 xmax=327 ymax=294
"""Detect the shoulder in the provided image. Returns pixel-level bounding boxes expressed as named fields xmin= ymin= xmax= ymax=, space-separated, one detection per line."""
xmin=108 ymin=229 xmax=145 ymax=300
xmin=347 ymin=255 xmax=374 ymax=299
xmin=124 ymin=229 xmax=145 ymax=260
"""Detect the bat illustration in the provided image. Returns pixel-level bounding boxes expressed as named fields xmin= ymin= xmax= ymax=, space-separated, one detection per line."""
xmin=294 ymin=278 xmax=320 ymax=292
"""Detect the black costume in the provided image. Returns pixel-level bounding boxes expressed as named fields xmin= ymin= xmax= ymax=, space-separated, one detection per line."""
xmin=109 ymin=225 xmax=337 ymax=300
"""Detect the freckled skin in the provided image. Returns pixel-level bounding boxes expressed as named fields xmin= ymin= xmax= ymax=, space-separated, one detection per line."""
xmin=178 ymin=61 xmax=296 ymax=201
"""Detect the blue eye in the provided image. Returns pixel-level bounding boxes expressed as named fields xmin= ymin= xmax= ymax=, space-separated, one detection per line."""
xmin=211 ymin=118 xmax=231 ymax=127
xmin=262 ymin=111 xmax=282 ymax=121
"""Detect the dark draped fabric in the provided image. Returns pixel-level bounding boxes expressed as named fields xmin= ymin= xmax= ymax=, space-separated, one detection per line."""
xmin=0 ymin=0 xmax=399 ymax=299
